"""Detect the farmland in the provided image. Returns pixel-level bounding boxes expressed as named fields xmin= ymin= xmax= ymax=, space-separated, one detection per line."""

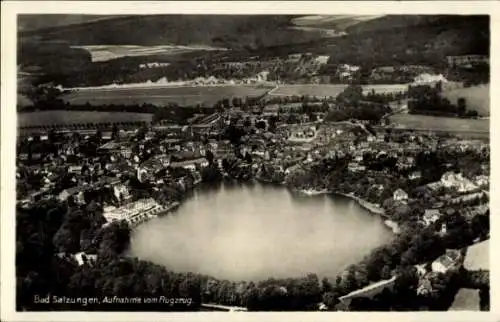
xmin=388 ymin=114 xmax=489 ymax=135
xmin=269 ymin=84 xmax=408 ymax=98
xmin=18 ymin=111 xmax=154 ymax=128
xmin=62 ymin=85 xmax=273 ymax=107
xmin=73 ymin=44 xmax=227 ymax=62
xmin=443 ymin=84 xmax=490 ymax=117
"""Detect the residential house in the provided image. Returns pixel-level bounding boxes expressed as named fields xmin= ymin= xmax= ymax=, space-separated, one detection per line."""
xmin=58 ymin=185 xmax=92 ymax=202
xmin=408 ymin=171 xmax=422 ymax=181
xmin=441 ymin=172 xmax=477 ymax=193
xmin=421 ymin=209 xmax=441 ymax=227
xmin=348 ymin=162 xmax=366 ymax=173
xmin=431 ymin=249 xmax=464 ymax=274
xmin=73 ymin=252 xmax=98 ymax=267
xmin=393 ymin=188 xmax=408 ymax=202
xmin=68 ymin=165 xmax=83 ymax=174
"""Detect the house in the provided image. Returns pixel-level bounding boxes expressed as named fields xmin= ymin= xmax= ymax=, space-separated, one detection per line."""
xmin=348 ymin=162 xmax=366 ymax=173
xmin=421 ymin=209 xmax=441 ymax=226
xmin=431 ymin=249 xmax=464 ymax=274
xmin=408 ymin=171 xmax=422 ymax=181
xmin=67 ymin=165 xmax=83 ymax=174
xmin=113 ymin=183 xmax=131 ymax=203
xmin=58 ymin=185 xmax=92 ymax=202
xmin=473 ymin=175 xmax=489 ymax=188
xmin=446 ymin=55 xmax=488 ymax=68
xmin=262 ymin=105 xmax=280 ymax=117
xmin=393 ymin=188 xmax=408 ymax=202
xmin=73 ymin=252 xmax=98 ymax=267
xmin=441 ymin=171 xmax=477 ymax=193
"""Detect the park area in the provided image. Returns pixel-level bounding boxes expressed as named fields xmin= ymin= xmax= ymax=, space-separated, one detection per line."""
xmin=62 ymin=85 xmax=272 ymax=107
xmin=18 ymin=111 xmax=154 ymax=127
xmin=389 ymin=114 xmax=489 ymax=136
xmin=443 ymin=84 xmax=490 ymax=117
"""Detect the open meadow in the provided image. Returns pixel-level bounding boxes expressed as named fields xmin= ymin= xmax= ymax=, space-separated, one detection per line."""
xmin=62 ymin=85 xmax=272 ymax=107
xmin=389 ymin=113 xmax=489 ymax=134
xmin=18 ymin=111 xmax=154 ymax=127
xmin=443 ymin=84 xmax=490 ymax=117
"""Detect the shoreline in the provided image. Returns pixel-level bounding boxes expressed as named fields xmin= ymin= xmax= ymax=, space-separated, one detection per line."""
xmin=293 ymin=188 xmax=400 ymax=234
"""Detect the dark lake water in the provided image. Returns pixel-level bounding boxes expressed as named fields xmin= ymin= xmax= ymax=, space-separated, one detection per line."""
xmin=128 ymin=182 xmax=393 ymax=281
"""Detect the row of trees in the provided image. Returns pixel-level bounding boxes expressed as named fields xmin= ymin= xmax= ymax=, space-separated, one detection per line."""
xmin=408 ymin=84 xmax=478 ymax=118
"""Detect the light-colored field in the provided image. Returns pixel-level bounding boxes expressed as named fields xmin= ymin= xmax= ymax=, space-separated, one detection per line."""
xmin=443 ymin=84 xmax=490 ymax=117
xmin=269 ymin=84 xmax=408 ymax=98
xmin=362 ymin=84 xmax=408 ymax=95
xmin=449 ymin=289 xmax=480 ymax=311
xmin=292 ymin=15 xmax=384 ymax=29
xmin=18 ymin=111 xmax=154 ymax=127
xmin=270 ymin=84 xmax=347 ymax=97
xmin=72 ymin=45 xmax=227 ymax=62
xmin=389 ymin=114 xmax=489 ymax=133
xmin=62 ymin=85 xmax=272 ymax=107
xmin=464 ymin=239 xmax=489 ymax=271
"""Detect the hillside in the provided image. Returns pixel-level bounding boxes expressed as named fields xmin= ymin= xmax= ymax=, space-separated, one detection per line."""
xmin=261 ymin=15 xmax=489 ymax=67
xmin=19 ymin=15 xmax=325 ymax=50
xmin=18 ymin=15 xmax=490 ymax=87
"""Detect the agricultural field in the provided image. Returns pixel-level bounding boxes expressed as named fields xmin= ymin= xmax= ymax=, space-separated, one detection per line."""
xmin=73 ymin=44 xmax=227 ymax=62
xmin=269 ymin=84 xmax=347 ymax=98
xmin=389 ymin=113 xmax=489 ymax=134
xmin=269 ymin=84 xmax=408 ymax=98
xmin=443 ymin=84 xmax=490 ymax=117
xmin=62 ymin=85 xmax=273 ymax=107
xmin=18 ymin=111 xmax=154 ymax=127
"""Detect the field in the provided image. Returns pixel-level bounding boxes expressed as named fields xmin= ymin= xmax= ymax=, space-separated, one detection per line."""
xmin=18 ymin=111 xmax=154 ymax=127
xmin=62 ymin=85 xmax=272 ymax=107
xmin=269 ymin=84 xmax=408 ymax=98
xmin=449 ymin=289 xmax=480 ymax=311
xmin=443 ymin=84 xmax=490 ymax=117
xmin=73 ymin=45 xmax=226 ymax=62
xmin=463 ymin=239 xmax=489 ymax=271
xmin=389 ymin=114 xmax=489 ymax=134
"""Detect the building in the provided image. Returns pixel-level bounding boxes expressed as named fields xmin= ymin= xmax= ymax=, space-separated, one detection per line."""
xmin=441 ymin=171 xmax=477 ymax=193
xmin=421 ymin=209 xmax=441 ymax=226
xmin=103 ymin=198 xmax=166 ymax=226
xmin=73 ymin=252 xmax=98 ymax=267
xmin=393 ymin=188 xmax=408 ymax=202
xmin=431 ymin=249 xmax=464 ymax=274
xmin=446 ymin=55 xmax=489 ymax=68
xmin=408 ymin=171 xmax=422 ymax=181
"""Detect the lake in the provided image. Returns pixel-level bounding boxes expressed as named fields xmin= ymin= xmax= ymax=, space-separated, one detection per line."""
xmin=128 ymin=182 xmax=393 ymax=281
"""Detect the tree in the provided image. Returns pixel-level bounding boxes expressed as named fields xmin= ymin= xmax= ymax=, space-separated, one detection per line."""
xmin=457 ymin=97 xmax=467 ymax=116
xmin=111 ymin=124 xmax=119 ymax=140
xmin=205 ymin=149 xmax=215 ymax=165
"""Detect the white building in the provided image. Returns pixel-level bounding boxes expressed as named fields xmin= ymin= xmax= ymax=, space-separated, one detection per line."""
xmin=393 ymin=188 xmax=408 ymax=201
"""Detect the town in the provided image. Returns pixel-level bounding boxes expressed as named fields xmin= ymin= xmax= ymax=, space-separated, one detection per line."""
xmin=14 ymin=13 xmax=490 ymax=313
